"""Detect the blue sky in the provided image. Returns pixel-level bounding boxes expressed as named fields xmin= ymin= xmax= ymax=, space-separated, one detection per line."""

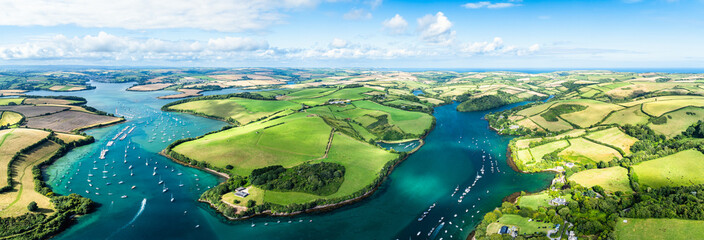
xmin=0 ymin=0 xmax=702 ymax=68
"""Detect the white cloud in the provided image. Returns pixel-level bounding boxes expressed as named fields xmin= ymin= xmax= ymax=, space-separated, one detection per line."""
xmin=344 ymin=8 xmax=372 ymax=20
xmin=0 ymin=32 xmax=268 ymax=60
xmin=459 ymin=37 xmax=539 ymax=56
xmin=382 ymin=14 xmax=408 ymax=35
xmin=330 ymin=38 xmax=349 ymax=48
xmin=0 ymin=0 xmax=321 ymax=32
xmin=462 ymin=1 xmax=521 ymax=9
xmin=417 ymin=12 xmax=455 ymax=45
xmin=368 ymin=0 xmax=383 ymax=10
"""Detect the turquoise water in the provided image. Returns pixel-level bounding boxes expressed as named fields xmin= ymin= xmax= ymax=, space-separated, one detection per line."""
xmin=35 ymin=83 xmax=552 ymax=240
xmin=378 ymin=140 xmax=421 ymax=152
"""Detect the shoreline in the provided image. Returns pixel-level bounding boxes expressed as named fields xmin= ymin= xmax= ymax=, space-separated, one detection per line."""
xmin=194 ymin=150 xmax=415 ymax=221
xmin=166 ymin=116 xmax=437 ymax=221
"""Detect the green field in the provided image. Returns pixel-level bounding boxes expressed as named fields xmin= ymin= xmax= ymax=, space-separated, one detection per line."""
xmin=169 ymin=97 xmax=300 ymax=124
xmin=633 ymin=149 xmax=704 ymax=188
xmin=559 ymin=138 xmax=621 ymax=163
xmin=288 ymin=87 xmax=378 ymax=106
xmin=255 ymin=133 xmax=397 ymax=206
xmin=173 ymin=113 xmax=332 ymax=175
xmin=0 ymin=111 xmax=23 ymax=126
xmin=648 ymin=107 xmax=704 ymax=137
xmin=517 ymin=192 xmax=563 ymax=210
xmin=569 ymin=166 xmax=632 ymax=193
xmin=585 ymin=127 xmax=638 ymax=155
xmin=352 ymin=101 xmax=432 ymax=136
xmin=601 ymin=105 xmax=650 ymax=126
xmin=615 ymin=218 xmax=704 ymax=240
xmin=642 ymin=98 xmax=704 ymax=117
xmin=559 ymin=100 xmax=623 ymax=128
xmin=529 ymin=115 xmax=573 ymax=132
xmin=486 ymin=214 xmax=553 ymax=236
xmin=0 ymin=98 xmax=24 ymax=106
xmin=529 ymin=140 xmax=570 ymax=163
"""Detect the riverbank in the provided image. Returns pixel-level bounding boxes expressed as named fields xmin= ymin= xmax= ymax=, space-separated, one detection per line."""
xmin=196 ymin=151 xmax=415 ymax=221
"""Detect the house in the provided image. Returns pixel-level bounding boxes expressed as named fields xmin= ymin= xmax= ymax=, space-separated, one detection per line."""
xmin=234 ymin=191 xmax=249 ymax=198
xmin=234 ymin=187 xmax=249 ymax=198
xmin=550 ymin=197 xmax=567 ymax=206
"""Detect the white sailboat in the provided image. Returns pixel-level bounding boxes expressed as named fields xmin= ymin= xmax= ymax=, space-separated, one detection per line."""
xmin=170 ymin=194 xmax=174 ymax=202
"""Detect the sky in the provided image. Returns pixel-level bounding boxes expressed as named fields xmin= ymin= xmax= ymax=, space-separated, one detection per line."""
xmin=0 ymin=0 xmax=703 ymax=69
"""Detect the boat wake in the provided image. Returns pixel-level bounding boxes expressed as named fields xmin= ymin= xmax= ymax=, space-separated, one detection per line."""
xmin=107 ymin=198 xmax=147 ymax=239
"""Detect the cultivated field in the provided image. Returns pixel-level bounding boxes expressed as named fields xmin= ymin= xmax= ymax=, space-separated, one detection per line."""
xmin=642 ymin=98 xmax=704 ymax=116
xmin=157 ymin=89 xmax=203 ymax=99
xmin=529 ymin=115 xmax=573 ymax=132
xmin=559 ymin=138 xmax=621 ymax=163
xmin=0 ymin=105 xmax=67 ymax=117
xmin=0 ymin=111 xmax=23 ymax=126
xmin=0 ymin=98 xmax=24 ymax=105
xmin=168 ymin=97 xmax=300 ymax=124
xmin=23 ymin=98 xmax=81 ymax=105
xmin=25 ymin=110 xmax=122 ymax=132
xmin=48 ymin=85 xmax=86 ymax=91
xmin=0 ymin=129 xmax=50 ymax=189
xmin=287 ymin=87 xmax=378 ymax=106
xmin=601 ymin=105 xmax=650 ymax=126
xmin=55 ymin=133 xmax=87 ymax=143
xmin=569 ymin=166 xmax=632 ymax=193
xmin=558 ymin=100 xmax=623 ymax=128
xmin=585 ymin=127 xmax=638 ymax=155
xmin=127 ymin=83 xmax=174 ymax=91
xmin=648 ymin=107 xmax=704 ymax=137
xmin=633 ymin=150 xmax=704 ymax=188
xmin=0 ymin=141 xmax=60 ymax=217
xmin=615 ymin=218 xmax=704 ymax=240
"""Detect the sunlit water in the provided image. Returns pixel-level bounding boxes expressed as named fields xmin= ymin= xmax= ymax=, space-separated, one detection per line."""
xmin=34 ymin=82 xmax=551 ymax=240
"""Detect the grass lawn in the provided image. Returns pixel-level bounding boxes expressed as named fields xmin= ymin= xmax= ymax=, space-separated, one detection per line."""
xmin=642 ymin=98 xmax=704 ymax=117
xmin=559 ymin=138 xmax=621 ymax=163
xmin=648 ymin=107 xmax=704 ymax=138
xmin=633 ymin=149 xmax=704 ymax=188
xmin=615 ymin=218 xmax=704 ymax=240
xmin=169 ymin=97 xmax=300 ymax=124
xmin=518 ymin=192 xmax=559 ymax=210
xmin=0 ymin=98 xmax=24 ymax=106
xmin=569 ymin=166 xmax=632 ymax=193
xmin=173 ymin=113 xmax=331 ymax=176
xmin=0 ymin=111 xmax=23 ymax=126
xmin=260 ymin=133 xmax=397 ymax=206
xmin=222 ymin=187 xmax=265 ymax=208
xmin=586 ymin=127 xmax=638 ymax=155
xmin=0 ymin=129 xmax=50 ymax=190
xmin=601 ymin=105 xmax=650 ymax=126
xmin=0 ymin=141 xmax=59 ymax=217
xmin=486 ymin=214 xmax=553 ymax=236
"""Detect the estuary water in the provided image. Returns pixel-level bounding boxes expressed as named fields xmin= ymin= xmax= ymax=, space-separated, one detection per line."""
xmin=34 ymin=82 xmax=552 ymax=240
